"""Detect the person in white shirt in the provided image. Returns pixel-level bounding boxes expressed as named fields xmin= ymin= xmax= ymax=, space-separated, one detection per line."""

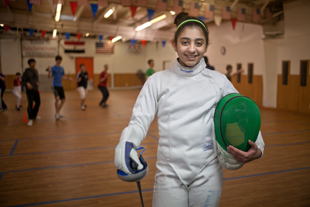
xmin=114 ymin=12 xmax=265 ymax=207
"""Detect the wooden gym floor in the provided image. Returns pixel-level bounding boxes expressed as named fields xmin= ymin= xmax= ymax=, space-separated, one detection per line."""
xmin=0 ymin=90 xmax=309 ymax=207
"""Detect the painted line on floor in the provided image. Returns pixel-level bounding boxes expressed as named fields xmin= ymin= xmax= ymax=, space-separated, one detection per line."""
xmin=113 ymin=111 xmax=121 ymax=117
xmin=147 ymin=132 xmax=159 ymax=141
xmin=9 ymin=140 xmax=19 ymax=156
xmin=8 ymin=166 xmax=310 ymax=207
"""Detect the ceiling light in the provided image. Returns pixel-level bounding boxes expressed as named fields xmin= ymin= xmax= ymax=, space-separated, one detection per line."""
xmin=111 ymin=36 xmax=122 ymax=43
xmin=135 ymin=14 xmax=167 ymax=31
xmin=0 ymin=24 xmax=4 ymax=27
xmin=104 ymin=8 xmax=114 ymax=18
xmin=170 ymin=11 xmax=176 ymax=15
xmin=55 ymin=4 xmax=62 ymax=22
xmin=85 ymin=33 xmax=89 ymax=37
xmin=52 ymin=29 xmax=57 ymax=38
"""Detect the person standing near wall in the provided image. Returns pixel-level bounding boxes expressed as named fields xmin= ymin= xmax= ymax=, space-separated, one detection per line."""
xmin=76 ymin=64 xmax=88 ymax=111
xmin=13 ymin=72 xmax=22 ymax=111
xmin=146 ymin=59 xmax=156 ymax=79
xmin=22 ymin=59 xmax=41 ymax=126
xmin=98 ymin=64 xmax=109 ymax=108
xmin=48 ymin=55 xmax=72 ymax=120
xmin=0 ymin=68 xmax=7 ymax=112
xmin=225 ymin=64 xmax=244 ymax=82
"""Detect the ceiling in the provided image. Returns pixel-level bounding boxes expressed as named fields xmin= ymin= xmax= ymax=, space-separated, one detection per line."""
xmin=0 ymin=0 xmax=287 ymax=41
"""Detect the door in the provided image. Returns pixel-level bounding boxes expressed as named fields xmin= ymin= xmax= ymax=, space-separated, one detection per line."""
xmin=75 ymin=57 xmax=94 ymax=80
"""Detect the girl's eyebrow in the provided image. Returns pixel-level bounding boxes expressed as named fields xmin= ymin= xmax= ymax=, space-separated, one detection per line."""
xmin=180 ymin=37 xmax=205 ymax=41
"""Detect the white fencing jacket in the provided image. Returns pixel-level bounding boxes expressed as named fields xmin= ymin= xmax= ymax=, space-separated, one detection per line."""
xmin=119 ymin=58 xmax=265 ymax=185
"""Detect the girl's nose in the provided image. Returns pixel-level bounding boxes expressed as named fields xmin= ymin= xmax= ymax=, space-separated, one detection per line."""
xmin=187 ymin=43 xmax=196 ymax=53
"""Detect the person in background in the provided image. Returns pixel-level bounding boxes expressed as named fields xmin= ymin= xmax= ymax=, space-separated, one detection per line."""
xmin=0 ymin=68 xmax=7 ymax=112
xmin=48 ymin=55 xmax=72 ymax=120
xmin=203 ymin=56 xmax=215 ymax=70
xmin=22 ymin=59 xmax=41 ymax=126
xmin=98 ymin=64 xmax=109 ymax=108
xmin=145 ymin=59 xmax=156 ymax=79
xmin=76 ymin=64 xmax=88 ymax=111
xmin=13 ymin=72 xmax=22 ymax=111
xmin=225 ymin=64 xmax=244 ymax=82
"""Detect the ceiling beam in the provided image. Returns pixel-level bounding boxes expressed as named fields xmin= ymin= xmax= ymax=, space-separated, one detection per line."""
xmin=73 ymin=6 xmax=85 ymax=22
xmin=260 ymin=0 xmax=270 ymax=17
xmin=47 ymin=0 xmax=56 ymax=14
xmin=230 ymin=0 xmax=239 ymax=9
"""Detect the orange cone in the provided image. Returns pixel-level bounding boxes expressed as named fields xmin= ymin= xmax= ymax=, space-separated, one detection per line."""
xmin=23 ymin=113 xmax=28 ymax=123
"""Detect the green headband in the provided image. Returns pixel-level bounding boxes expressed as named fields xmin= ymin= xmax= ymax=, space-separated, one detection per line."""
xmin=176 ymin=19 xmax=208 ymax=31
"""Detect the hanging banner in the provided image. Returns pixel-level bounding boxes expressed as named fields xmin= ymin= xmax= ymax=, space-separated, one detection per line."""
xmin=130 ymin=6 xmax=137 ymax=18
xmin=147 ymin=9 xmax=155 ymax=21
xmin=41 ymin=30 xmax=46 ymax=38
xmin=99 ymin=35 xmax=103 ymax=42
xmin=231 ymin=18 xmax=237 ymax=30
xmin=29 ymin=29 xmax=34 ymax=36
xmin=22 ymin=40 xmax=58 ymax=57
xmin=26 ymin=0 xmax=33 ymax=11
xmin=76 ymin=33 xmax=82 ymax=41
xmin=70 ymin=1 xmax=78 ymax=16
xmin=90 ymin=3 xmax=98 ymax=18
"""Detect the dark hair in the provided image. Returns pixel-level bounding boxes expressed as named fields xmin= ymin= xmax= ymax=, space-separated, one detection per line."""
xmin=203 ymin=56 xmax=209 ymax=64
xmin=55 ymin=55 xmax=62 ymax=61
xmin=16 ymin=72 xmax=21 ymax=75
xmin=226 ymin=64 xmax=232 ymax=70
xmin=148 ymin=59 xmax=153 ymax=65
xmin=79 ymin=63 xmax=85 ymax=68
xmin=174 ymin=12 xmax=209 ymax=46
xmin=28 ymin=58 xmax=36 ymax=65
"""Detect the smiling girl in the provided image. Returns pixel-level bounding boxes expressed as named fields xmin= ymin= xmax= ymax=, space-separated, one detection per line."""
xmin=115 ymin=12 xmax=264 ymax=207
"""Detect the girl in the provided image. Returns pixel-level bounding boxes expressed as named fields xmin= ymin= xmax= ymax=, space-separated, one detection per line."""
xmin=115 ymin=12 xmax=265 ymax=207
xmin=13 ymin=72 xmax=22 ymax=111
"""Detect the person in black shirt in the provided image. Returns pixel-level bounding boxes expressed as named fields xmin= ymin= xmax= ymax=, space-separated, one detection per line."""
xmin=21 ymin=59 xmax=41 ymax=126
xmin=76 ymin=64 xmax=88 ymax=111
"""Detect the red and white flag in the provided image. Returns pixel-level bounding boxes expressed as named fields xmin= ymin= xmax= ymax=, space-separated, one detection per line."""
xmin=156 ymin=0 xmax=167 ymax=11
xmin=98 ymin=0 xmax=108 ymax=7
xmin=173 ymin=0 xmax=183 ymax=14
xmin=30 ymin=0 xmax=41 ymax=5
xmin=252 ymin=8 xmax=261 ymax=22
xmin=136 ymin=0 xmax=147 ymax=7
xmin=77 ymin=0 xmax=88 ymax=6
xmin=189 ymin=2 xmax=199 ymax=17
xmin=204 ymin=4 xmax=214 ymax=19
xmin=53 ymin=0 xmax=64 ymax=5
xmin=121 ymin=0 xmax=131 ymax=6
xmin=222 ymin=6 xmax=231 ymax=20
xmin=237 ymin=7 xmax=246 ymax=21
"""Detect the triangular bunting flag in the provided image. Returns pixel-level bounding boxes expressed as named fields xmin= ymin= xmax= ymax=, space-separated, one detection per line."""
xmin=41 ymin=30 xmax=46 ymax=38
xmin=4 ymin=0 xmax=10 ymax=7
xmin=109 ymin=36 xmax=114 ymax=41
xmin=4 ymin=25 xmax=10 ymax=33
xmin=70 ymin=1 xmax=78 ymax=16
xmin=162 ymin=40 xmax=166 ymax=47
xmin=147 ymin=9 xmax=155 ymax=21
xmin=99 ymin=35 xmax=103 ymax=42
xmin=26 ymin=0 xmax=33 ymax=11
xmin=141 ymin=40 xmax=146 ymax=46
xmin=198 ymin=16 xmax=206 ymax=22
xmin=65 ymin=33 xmax=70 ymax=40
xmin=231 ymin=18 xmax=237 ymax=30
xmin=130 ymin=39 xmax=136 ymax=46
xmin=29 ymin=29 xmax=34 ymax=36
xmin=76 ymin=33 xmax=82 ymax=41
xmin=130 ymin=6 xmax=137 ymax=18
xmin=90 ymin=4 xmax=98 ymax=18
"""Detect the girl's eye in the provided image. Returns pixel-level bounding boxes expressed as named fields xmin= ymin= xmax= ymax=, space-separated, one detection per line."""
xmin=181 ymin=41 xmax=189 ymax=45
xmin=196 ymin=42 xmax=203 ymax=46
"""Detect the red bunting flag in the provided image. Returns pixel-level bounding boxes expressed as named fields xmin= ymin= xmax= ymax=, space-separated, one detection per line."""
xmin=141 ymin=40 xmax=146 ymax=46
xmin=230 ymin=18 xmax=237 ymax=30
xmin=70 ymin=1 xmax=78 ymax=15
xmin=76 ymin=33 xmax=82 ymax=41
xmin=109 ymin=36 xmax=114 ymax=41
xmin=4 ymin=0 xmax=10 ymax=7
xmin=130 ymin=6 xmax=137 ymax=18
xmin=4 ymin=25 xmax=10 ymax=33
xmin=98 ymin=0 xmax=108 ymax=7
xmin=41 ymin=30 xmax=46 ymax=38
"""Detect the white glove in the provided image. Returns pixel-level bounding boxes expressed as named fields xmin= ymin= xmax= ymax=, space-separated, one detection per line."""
xmin=114 ymin=140 xmax=144 ymax=175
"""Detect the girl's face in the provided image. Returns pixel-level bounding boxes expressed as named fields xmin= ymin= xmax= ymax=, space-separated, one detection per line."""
xmin=174 ymin=27 xmax=208 ymax=67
